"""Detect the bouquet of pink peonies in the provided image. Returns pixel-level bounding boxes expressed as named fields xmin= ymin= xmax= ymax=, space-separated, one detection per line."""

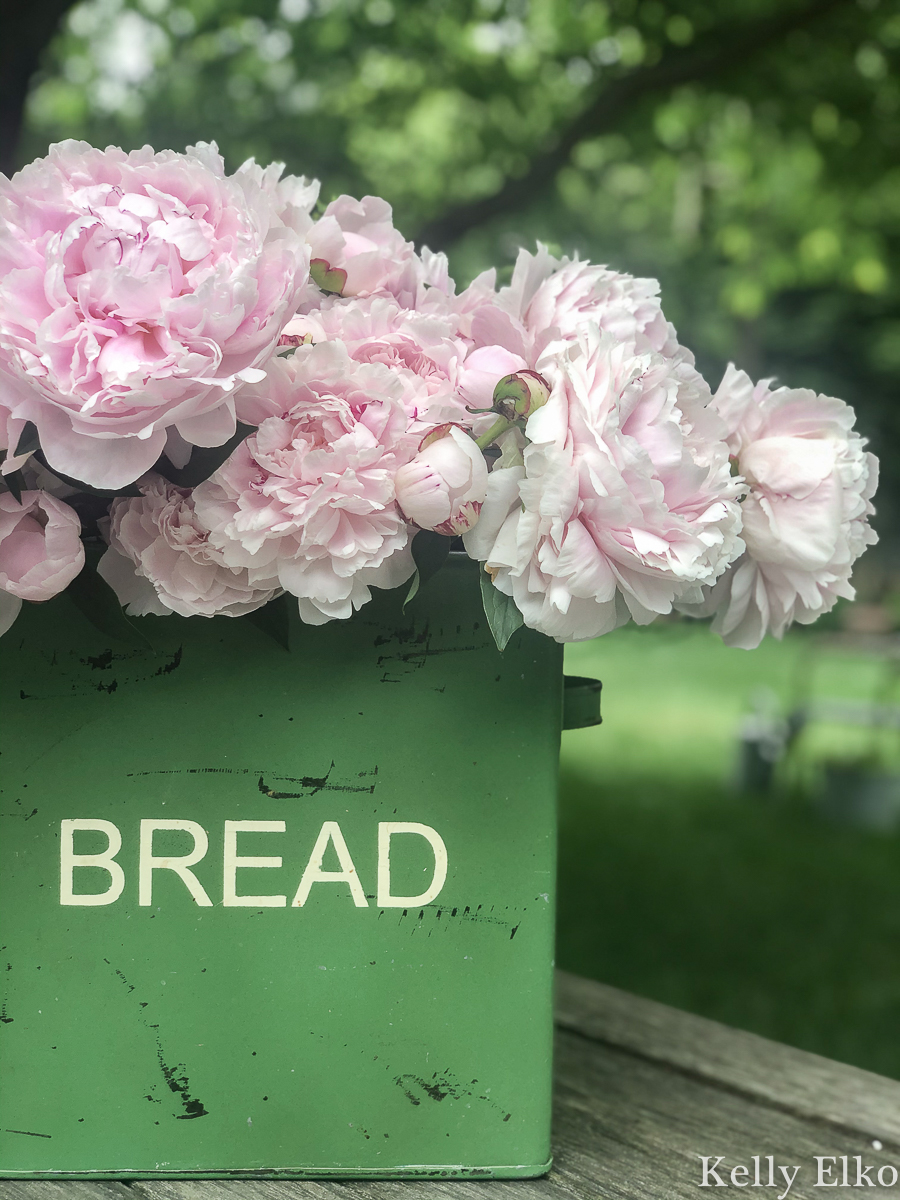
xmin=0 ymin=140 xmax=879 ymax=650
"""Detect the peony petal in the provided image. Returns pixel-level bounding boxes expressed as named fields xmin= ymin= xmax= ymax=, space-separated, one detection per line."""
xmin=175 ymin=402 xmax=236 ymax=448
xmin=97 ymin=545 xmax=172 ymax=616
xmin=0 ymin=590 xmax=22 ymax=637
xmin=38 ymin=413 xmax=167 ymax=489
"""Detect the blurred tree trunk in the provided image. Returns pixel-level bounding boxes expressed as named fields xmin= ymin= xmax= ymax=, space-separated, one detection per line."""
xmin=1 ymin=0 xmax=78 ymax=176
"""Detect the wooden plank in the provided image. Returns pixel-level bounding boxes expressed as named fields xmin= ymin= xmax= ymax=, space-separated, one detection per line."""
xmin=555 ymin=969 xmax=900 ymax=1145
xmin=547 ymin=1025 xmax=899 ymax=1199
xmin=0 ymin=1183 xmax=131 ymax=1200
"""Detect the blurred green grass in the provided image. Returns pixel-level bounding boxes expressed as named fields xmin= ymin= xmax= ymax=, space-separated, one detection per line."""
xmin=558 ymin=622 xmax=900 ymax=1079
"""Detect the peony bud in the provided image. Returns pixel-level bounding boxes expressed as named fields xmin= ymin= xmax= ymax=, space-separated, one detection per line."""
xmin=0 ymin=489 xmax=85 ymax=635
xmin=395 ymin=425 xmax=489 ymax=536
xmin=492 ymin=370 xmax=551 ymax=422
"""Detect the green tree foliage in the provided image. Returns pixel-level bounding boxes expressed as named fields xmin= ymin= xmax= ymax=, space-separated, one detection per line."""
xmin=17 ymin=0 xmax=900 ymax=527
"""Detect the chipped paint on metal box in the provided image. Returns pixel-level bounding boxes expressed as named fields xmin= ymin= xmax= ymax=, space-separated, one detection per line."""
xmin=0 ymin=556 xmax=560 ymax=1179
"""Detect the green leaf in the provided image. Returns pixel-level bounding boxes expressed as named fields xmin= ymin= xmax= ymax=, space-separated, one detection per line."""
xmin=66 ymin=544 xmax=155 ymax=650
xmin=3 ymin=470 xmax=26 ymax=504
xmin=243 ymin=593 xmax=291 ymax=651
xmin=155 ymin=423 xmax=255 ymax=488
xmin=403 ymin=530 xmax=451 ymax=612
xmin=14 ymin=421 xmax=40 ymax=459
xmin=479 ymin=565 xmax=524 ymax=652
xmin=33 ymin=452 xmax=143 ymax=499
xmin=310 ymin=258 xmax=347 ymax=296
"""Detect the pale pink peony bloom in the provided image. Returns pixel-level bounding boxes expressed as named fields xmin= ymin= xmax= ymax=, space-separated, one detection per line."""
xmin=500 ymin=243 xmax=676 ymax=358
xmin=0 ymin=489 xmax=85 ymax=634
xmin=677 ymin=365 xmax=878 ymax=648
xmin=453 ymin=242 xmax=710 ymax=417
xmin=453 ymin=245 xmax=704 ymax=441
xmin=0 ymin=140 xmax=317 ymax=489
xmin=193 ymin=341 xmax=417 ymax=625
xmin=395 ymin=424 xmax=489 ymax=536
xmin=98 ymin=473 xmax=282 ymax=618
xmin=270 ymin=296 xmax=468 ymax=431
xmin=464 ymin=326 xmax=743 ymax=642
xmin=301 ymin=195 xmax=449 ymax=309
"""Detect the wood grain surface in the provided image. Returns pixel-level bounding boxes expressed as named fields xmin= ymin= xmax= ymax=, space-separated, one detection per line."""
xmin=3 ymin=971 xmax=898 ymax=1198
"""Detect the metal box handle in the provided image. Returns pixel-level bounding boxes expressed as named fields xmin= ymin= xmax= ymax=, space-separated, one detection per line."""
xmin=563 ymin=675 xmax=602 ymax=730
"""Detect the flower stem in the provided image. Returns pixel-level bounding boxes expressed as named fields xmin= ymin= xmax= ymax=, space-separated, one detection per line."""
xmin=474 ymin=416 xmax=515 ymax=451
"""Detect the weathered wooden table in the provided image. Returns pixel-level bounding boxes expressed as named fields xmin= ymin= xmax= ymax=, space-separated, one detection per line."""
xmin=3 ymin=971 xmax=898 ymax=1198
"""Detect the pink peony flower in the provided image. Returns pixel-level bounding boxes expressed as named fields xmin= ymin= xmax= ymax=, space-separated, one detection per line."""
xmin=676 ymin=365 xmax=879 ymax=648
xmin=269 ymin=296 xmax=468 ymax=431
xmin=0 ymin=140 xmax=317 ymax=489
xmin=501 ymin=244 xmax=675 ymax=357
xmin=0 ymin=489 xmax=85 ymax=635
xmin=282 ymin=277 xmax=521 ymax=447
xmin=453 ymin=245 xmax=702 ymax=414
xmin=395 ymin=424 xmax=488 ymax=536
xmin=464 ymin=326 xmax=743 ymax=641
xmin=193 ymin=341 xmax=418 ymax=625
xmin=98 ymin=473 xmax=282 ymax=618
xmin=301 ymin=195 xmax=449 ymax=309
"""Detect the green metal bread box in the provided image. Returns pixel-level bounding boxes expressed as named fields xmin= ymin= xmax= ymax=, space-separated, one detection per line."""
xmin=0 ymin=555 xmax=597 ymax=1180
